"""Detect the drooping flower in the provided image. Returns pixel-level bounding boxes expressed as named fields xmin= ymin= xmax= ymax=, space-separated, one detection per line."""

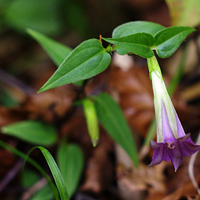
xmin=148 ymin=60 xmax=200 ymax=171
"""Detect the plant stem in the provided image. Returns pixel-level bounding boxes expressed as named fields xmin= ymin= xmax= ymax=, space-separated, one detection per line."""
xmin=147 ymin=55 xmax=162 ymax=80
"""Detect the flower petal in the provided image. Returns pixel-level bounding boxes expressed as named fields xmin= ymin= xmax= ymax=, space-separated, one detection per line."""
xmin=149 ymin=141 xmax=170 ymax=167
xmin=149 ymin=135 xmax=200 ymax=171
xmin=162 ymin=103 xmax=175 ymax=143
xmin=167 ymin=140 xmax=183 ymax=172
xmin=178 ymin=134 xmax=200 ymax=156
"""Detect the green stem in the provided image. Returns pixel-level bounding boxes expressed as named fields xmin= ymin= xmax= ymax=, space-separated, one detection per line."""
xmin=105 ymin=44 xmax=118 ymax=54
xmin=147 ymin=55 xmax=162 ymax=80
xmin=0 ymin=140 xmax=59 ymax=200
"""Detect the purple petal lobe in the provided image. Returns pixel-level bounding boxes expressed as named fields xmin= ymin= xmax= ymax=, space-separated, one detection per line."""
xmin=167 ymin=140 xmax=183 ymax=172
xmin=149 ymin=134 xmax=200 ymax=171
xmin=149 ymin=141 xmax=170 ymax=167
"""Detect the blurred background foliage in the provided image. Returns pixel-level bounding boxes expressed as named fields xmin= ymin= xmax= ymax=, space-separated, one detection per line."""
xmin=0 ymin=0 xmax=167 ymax=38
xmin=0 ymin=0 xmax=89 ymax=36
xmin=0 ymin=0 xmax=199 ymax=44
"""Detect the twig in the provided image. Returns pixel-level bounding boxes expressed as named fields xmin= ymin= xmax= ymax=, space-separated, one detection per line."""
xmin=188 ymin=133 xmax=200 ymax=196
xmin=21 ymin=177 xmax=47 ymax=200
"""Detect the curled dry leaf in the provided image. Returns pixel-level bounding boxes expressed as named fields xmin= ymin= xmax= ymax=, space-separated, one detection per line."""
xmin=162 ymin=175 xmax=200 ymax=200
xmin=0 ymin=107 xmax=27 ymax=127
xmin=81 ymin=133 xmax=114 ymax=195
xmin=117 ymin=161 xmax=166 ymax=200
xmin=22 ymin=85 xmax=76 ymax=122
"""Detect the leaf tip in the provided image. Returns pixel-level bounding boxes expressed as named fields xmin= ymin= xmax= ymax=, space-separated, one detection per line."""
xmin=92 ymin=139 xmax=99 ymax=147
xmin=37 ymin=86 xmax=46 ymax=93
xmin=1 ymin=126 xmax=7 ymax=134
xmin=26 ymin=28 xmax=35 ymax=36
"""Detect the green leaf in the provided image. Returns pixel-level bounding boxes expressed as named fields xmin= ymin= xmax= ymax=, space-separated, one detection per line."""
xmin=21 ymin=170 xmax=54 ymax=200
xmin=31 ymin=146 xmax=69 ymax=200
xmin=154 ymin=26 xmax=195 ymax=58
xmin=83 ymin=98 xmax=99 ymax=147
xmin=57 ymin=143 xmax=84 ymax=197
xmin=38 ymin=39 xmax=111 ymax=92
xmin=27 ymin=29 xmax=72 ymax=66
xmin=4 ymin=0 xmax=62 ymax=35
xmin=165 ymin=0 xmax=200 ymax=27
xmin=21 ymin=169 xmax=40 ymax=188
xmin=103 ymin=33 xmax=154 ymax=58
xmin=31 ymin=185 xmax=53 ymax=200
xmin=94 ymin=93 xmax=139 ymax=167
xmin=1 ymin=120 xmax=57 ymax=146
xmin=112 ymin=21 xmax=165 ymax=55
xmin=112 ymin=21 xmax=165 ymax=38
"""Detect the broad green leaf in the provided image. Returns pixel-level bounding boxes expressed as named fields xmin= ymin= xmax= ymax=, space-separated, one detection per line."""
xmin=21 ymin=170 xmax=54 ymax=200
xmin=57 ymin=143 xmax=84 ymax=197
xmin=166 ymin=0 xmax=200 ymax=27
xmin=94 ymin=93 xmax=139 ymax=166
xmin=103 ymin=33 xmax=154 ymax=58
xmin=83 ymin=98 xmax=99 ymax=147
xmin=112 ymin=21 xmax=165 ymax=38
xmin=27 ymin=29 xmax=72 ymax=66
xmin=31 ymin=185 xmax=53 ymax=200
xmin=38 ymin=39 xmax=111 ymax=92
xmin=112 ymin=21 xmax=165 ymax=55
xmin=21 ymin=169 xmax=40 ymax=188
xmin=1 ymin=120 xmax=57 ymax=146
xmin=154 ymin=26 xmax=195 ymax=58
xmin=4 ymin=0 xmax=62 ymax=35
xmin=32 ymin=146 xmax=69 ymax=200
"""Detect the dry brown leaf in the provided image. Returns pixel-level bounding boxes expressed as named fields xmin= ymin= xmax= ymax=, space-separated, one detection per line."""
xmin=81 ymin=133 xmax=114 ymax=194
xmin=22 ymin=85 xmax=76 ymax=122
xmin=117 ymin=161 xmax=167 ymax=200
xmin=162 ymin=176 xmax=200 ymax=200
xmin=0 ymin=106 xmax=27 ymax=127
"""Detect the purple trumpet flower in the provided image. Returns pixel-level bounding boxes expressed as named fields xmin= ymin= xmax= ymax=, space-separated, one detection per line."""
xmin=149 ymin=71 xmax=200 ymax=171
